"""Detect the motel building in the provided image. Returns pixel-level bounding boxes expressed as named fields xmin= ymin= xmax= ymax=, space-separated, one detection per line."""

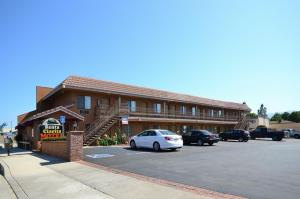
xmin=17 ymin=76 xmax=251 ymax=149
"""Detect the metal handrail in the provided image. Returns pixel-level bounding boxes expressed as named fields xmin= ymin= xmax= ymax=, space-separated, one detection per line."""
xmin=119 ymin=104 xmax=241 ymax=121
xmin=85 ymin=106 xmax=118 ymax=140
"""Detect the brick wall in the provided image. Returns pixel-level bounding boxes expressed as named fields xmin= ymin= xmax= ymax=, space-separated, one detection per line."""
xmin=67 ymin=131 xmax=83 ymax=161
xmin=41 ymin=131 xmax=83 ymax=161
xmin=41 ymin=141 xmax=68 ymax=160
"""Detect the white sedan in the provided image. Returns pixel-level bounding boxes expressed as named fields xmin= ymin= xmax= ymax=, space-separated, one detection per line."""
xmin=129 ymin=129 xmax=183 ymax=152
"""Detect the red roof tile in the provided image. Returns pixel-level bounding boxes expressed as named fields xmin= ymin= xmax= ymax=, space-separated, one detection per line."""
xmin=44 ymin=76 xmax=251 ymax=111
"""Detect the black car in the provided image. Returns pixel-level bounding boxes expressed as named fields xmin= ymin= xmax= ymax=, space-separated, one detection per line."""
xmin=219 ymin=129 xmax=250 ymax=142
xmin=182 ymin=130 xmax=219 ymax=146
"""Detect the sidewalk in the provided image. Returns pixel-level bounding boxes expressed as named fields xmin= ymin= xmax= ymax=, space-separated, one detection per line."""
xmin=0 ymin=149 xmax=113 ymax=199
xmin=0 ymin=148 xmax=219 ymax=199
xmin=0 ymin=174 xmax=16 ymax=199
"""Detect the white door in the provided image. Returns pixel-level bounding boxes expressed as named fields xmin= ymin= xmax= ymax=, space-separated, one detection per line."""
xmin=145 ymin=131 xmax=157 ymax=148
xmin=135 ymin=131 xmax=148 ymax=147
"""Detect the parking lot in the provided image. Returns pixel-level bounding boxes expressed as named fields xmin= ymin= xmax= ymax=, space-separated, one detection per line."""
xmin=84 ymin=139 xmax=300 ymax=199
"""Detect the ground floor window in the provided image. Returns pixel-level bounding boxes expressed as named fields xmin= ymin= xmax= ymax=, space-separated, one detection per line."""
xmin=153 ymin=125 xmax=160 ymax=129
xmin=122 ymin=125 xmax=131 ymax=137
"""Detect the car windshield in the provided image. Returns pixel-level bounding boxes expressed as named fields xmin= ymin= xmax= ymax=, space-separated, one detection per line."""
xmin=159 ymin=130 xmax=176 ymax=135
xmin=200 ymin=130 xmax=212 ymax=135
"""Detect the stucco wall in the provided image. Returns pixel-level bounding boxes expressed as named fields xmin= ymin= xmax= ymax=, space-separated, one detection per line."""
xmin=270 ymin=122 xmax=300 ymax=131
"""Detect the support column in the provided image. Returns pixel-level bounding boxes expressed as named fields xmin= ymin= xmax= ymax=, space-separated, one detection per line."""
xmin=118 ymin=96 xmax=121 ymax=114
xmin=67 ymin=131 xmax=83 ymax=161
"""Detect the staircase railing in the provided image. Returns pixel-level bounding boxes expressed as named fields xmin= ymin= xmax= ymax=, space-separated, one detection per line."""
xmin=84 ymin=106 xmax=119 ymax=142
xmin=234 ymin=116 xmax=249 ymax=130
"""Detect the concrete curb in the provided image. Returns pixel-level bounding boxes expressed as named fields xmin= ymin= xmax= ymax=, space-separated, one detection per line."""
xmin=0 ymin=158 xmax=29 ymax=199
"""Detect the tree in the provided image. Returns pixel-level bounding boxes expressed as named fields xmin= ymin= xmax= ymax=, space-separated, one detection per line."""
xmin=281 ymin=112 xmax=290 ymax=120
xmin=0 ymin=122 xmax=7 ymax=132
xmin=247 ymin=112 xmax=258 ymax=119
xmin=288 ymin=111 xmax=300 ymax=123
xmin=257 ymin=104 xmax=268 ymax=118
xmin=271 ymin=113 xmax=282 ymax=122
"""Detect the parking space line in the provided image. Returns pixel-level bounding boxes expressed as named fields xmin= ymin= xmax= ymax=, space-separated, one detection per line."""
xmin=86 ymin=154 xmax=115 ymax=159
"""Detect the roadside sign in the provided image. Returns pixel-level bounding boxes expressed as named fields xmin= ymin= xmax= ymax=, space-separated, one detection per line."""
xmin=59 ymin=115 xmax=66 ymax=124
xmin=121 ymin=116 xmax=129 ymax=125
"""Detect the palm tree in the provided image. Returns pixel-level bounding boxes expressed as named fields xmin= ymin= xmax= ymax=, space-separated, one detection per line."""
xmin=0 ymin=122 xmax=7 ymax=133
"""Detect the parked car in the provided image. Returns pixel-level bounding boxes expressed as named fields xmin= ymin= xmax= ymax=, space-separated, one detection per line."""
xmin=182 ymin=130 xmax=219 ymax=146
xmin=250 ymin=126 xmax=284 ymax=141
xmin=129 ymin=129 xmax=183 ymax=152
xmin=282 ymin=128 xmax=300 ymax=139
xmin=219 ymin=129 xmax=250 ymax=142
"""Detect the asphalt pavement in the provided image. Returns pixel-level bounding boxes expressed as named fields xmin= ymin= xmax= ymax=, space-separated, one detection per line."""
xmin=84 ymin=139 xmax=300 ymax=199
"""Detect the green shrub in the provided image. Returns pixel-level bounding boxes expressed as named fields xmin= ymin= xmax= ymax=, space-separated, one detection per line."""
xmin=98 ymin=131 xmax=129 ymax=146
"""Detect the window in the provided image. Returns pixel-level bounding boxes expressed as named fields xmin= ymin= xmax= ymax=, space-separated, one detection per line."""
xmin=200 ymin=130 xmax=212 ymax=135
xmin=138 ymin=131 xmax=149 ymax=136
xmin=128 ymin=100 xmax=136 ymax=112
xmin=192 ymin=107 xmax=196 ymax=116
xmin=191 ymin=131 xmax=198 ymax=136
xmin=207 ymin=109 xmax=213 ymax=117
xmin=154 ymin=103 xmax=161 ymax=113
xmin=159 ymin=130 xmax=176 ymax=135
xmin=180 ymin=105 xmax=186 ymax=114
xmin=153 ymin=125 xmax=160 ymax=129
xmin=218 ymin=110 xmax=223 ymax=117
xmin=149 ymin=131 xmax=157 ymax=136
xmin=77 ymin=96 xmax=91 ymax=109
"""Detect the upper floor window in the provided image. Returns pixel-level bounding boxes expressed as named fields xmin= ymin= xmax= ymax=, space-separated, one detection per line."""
xmin=180 ymin=105 xmax=186 ymax=114
xmin=154 ymin=103 xmax=161 ymax=113
xmin=207 ymin=109 xmax=213 ymax=117
xmin=192 ymin=107 xmax=196 ymax=116
xmin=77 ymin=96 xmax=91 ymax=110
xmin=218 ymin=110 xmax=223 ymax=117
xmin=128 ymin=100 xmax=136 ymax=112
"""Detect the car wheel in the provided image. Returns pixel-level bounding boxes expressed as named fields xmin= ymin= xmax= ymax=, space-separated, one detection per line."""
xmin=171 ymin=148 xmax=177 ymax=151
xmin=197 ymin=139 xmax=203 ymax=146
xmin=153 ymin=142 xmax=160 ymax=152
xmin=251 ymin=137 xmax=256 ymax=140
xmin=272 ymin=136 xmax=277 ymax=141
xmin=209 ymin=142 xmax=213 ymax=146
xmin=130 ymin=140 xmax=136 ymax=149
xmin=244 ymin=139 xmax=248 ymax=142
xmin=238 ymin=137 xmax=244 ymax=142
xmin=294 ymin=134 xmax=300 ymax=139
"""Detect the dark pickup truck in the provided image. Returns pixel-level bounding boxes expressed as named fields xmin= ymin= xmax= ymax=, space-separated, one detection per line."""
xmin=250 ymin=126 xmax=284 ymax=141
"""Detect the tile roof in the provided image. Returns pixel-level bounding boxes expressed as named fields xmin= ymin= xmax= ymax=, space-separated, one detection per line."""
xmin=18 ymin=106 xmax=84 ymax=126
xmin=44 ymin=76 xmax=251 ymax=111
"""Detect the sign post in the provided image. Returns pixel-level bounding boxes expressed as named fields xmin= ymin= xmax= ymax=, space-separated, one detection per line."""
xmin=59 ymin=116 xmax=66 ymax=136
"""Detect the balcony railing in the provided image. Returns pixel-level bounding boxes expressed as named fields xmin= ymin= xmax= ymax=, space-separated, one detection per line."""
xmin=118 ymin=104 xmax=241 ymax=122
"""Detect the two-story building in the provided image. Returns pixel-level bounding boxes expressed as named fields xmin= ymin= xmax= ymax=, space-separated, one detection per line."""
xmin=17 ymin=76 xmax=251 ymax=147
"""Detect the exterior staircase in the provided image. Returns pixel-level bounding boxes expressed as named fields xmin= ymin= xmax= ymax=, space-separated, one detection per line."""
xmin=234 ymin=116 xmax=249 ymax=130
xmin=83 ymin=107 xmax=120 ymax=146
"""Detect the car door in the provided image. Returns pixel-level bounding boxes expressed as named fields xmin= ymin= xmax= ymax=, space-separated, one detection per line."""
xmin=231 ymin=130 xmax=238 ymax=139
xmin=191 ymin=131 xmax=199 ymax=143
xmin=135 ymin=131 xmax=149 ymax=147
xmin=146 ymin=131 xmax=157 ymax=148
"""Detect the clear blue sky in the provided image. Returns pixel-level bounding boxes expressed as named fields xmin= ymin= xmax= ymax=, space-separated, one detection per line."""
xmin=0 ymin=0 xmax=299 ymax=128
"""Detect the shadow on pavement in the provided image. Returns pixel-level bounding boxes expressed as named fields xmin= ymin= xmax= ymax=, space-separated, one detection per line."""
xmin=30 ymin=152 xmax=66 ymax=166
xmin=0 ymin=147 xmax=32 ymax=156
xmin=123 ymin=147 xmax=182 ymax=153
xmin=0 ymin=147 xmax=66 ymax=166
